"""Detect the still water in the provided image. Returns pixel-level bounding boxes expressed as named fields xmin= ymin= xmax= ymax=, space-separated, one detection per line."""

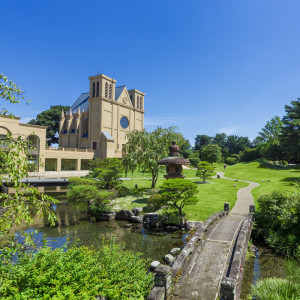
xmin=24 ymin=199 xmax=187 ymax=263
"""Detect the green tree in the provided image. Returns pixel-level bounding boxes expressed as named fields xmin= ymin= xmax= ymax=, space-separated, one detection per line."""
xmin=196 ymin=161 xmax=214 ymax=183
xmin=122 ymin=127 xmax=186 ymax=188
xmin=201 ymin=144 xmax=222 ymax=165
xmin=194 ymin=135 xmax=213 ymax=151
xmin=256 ymin=116 xmax=283 ymax=144
xmin=225 ymin=135 xmax=252 ymax=155
xmin=0 ymin=74 xmax=57 ymax=252
xmin=213 ymin=133 xmax=227 ymax=149
xmin=280 ymin=98 xmax=300 ymax=162
xmin=90 ymin=158 xmax=124 ymax=189
xmin=28 ymin=105 xmax=70 ymax=145
xmin=158 ymin=178 xmax=198 ymax=224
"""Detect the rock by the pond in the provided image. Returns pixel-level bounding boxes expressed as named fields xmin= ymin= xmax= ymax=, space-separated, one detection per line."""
xmin=166 ymin=226 xmax=179 ymax=232
xmin=124 ymin=223 xmax=133 ymax=228
xmin=150 ymin=261 xmax=161 ymax=270
xmin=170 ymin=248 xmax=181 ymax=256
xmin=143 ymin=213 xmax=159 ymax=225
xmin=185 ymin=221 xmax=203 ymax=229
xmin=115 ymin=209 xmax=134 ymax=220
xmin=132 ymin=207 xmax=143 ymax=216
xmin=95 ymin=212 xmax=115 ymax=221
xmin=130 ymin=215 xmax=143 ymax=223
xmin=164 ymin=254 xmax=175 ymax=265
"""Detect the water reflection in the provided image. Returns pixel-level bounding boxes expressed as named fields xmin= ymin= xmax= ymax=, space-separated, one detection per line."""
xmin=24 ymin=201 xmax=186 ymax=262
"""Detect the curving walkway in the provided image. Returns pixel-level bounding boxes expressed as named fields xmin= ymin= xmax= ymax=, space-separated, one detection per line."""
xmin=169 ymin=172 xmax=260 ymax=300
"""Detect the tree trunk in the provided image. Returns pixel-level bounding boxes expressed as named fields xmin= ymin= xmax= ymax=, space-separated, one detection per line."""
xmin=178 ymin=207 xmax=184 ymax=225
xmin=151 ymin=171 xmax=157 ymax=188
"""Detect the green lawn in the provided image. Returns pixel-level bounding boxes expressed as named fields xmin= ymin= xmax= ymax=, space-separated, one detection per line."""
xmin=221 ymin=160 xmax=299 ymax=201
xmin=117 ymin=177 xmax=248 ymax=221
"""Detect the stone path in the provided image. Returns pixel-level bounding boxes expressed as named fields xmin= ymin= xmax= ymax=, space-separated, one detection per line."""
xmin=169 ymin=172 xmax=260 ymax=300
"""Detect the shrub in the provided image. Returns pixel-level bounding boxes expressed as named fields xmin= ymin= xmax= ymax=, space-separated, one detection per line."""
xmin=158 ymin=209 xmax=182 ymax=225
xmin=225 ymin=157 xmax=238 ymax=165
xmin=89 ymin=203 xmax=112 ymax=216
xmin=251 ymin=278 xmax=300 ymax=300
xmin=189 ymin=157 xmax=200 ymax=168
xmin=0 ymin=239 xmax=153 ymax=299
xmin=254 ymin=190 xmax=300 ymax=257
xmin=114 ymin=185 xmax=130 ymax=197
xmin=68 ymin=177 xmax=96 ymax=186
xmin=146 ymin=194 xmax=163 ymax=212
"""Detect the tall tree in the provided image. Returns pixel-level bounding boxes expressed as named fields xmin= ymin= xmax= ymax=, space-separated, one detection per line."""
xmin=28 ymin=105 xmax=70 ymax=145
xmin=201 ymin=144 xmax=222 ymax=165
xmin=0 ymin=74 xmax=57 ymax=252
xmin=225 ymin=135 xmax=252 ymax=155
xmin=194 ymin=135 xmax=213 ymax=151
xmin=213 ymin=133 xmax=227 ymax=149
xmin=280 ymin=98 xmax=300 ymax=162
xmin=122 ymin=127 xmax=185 ymax=188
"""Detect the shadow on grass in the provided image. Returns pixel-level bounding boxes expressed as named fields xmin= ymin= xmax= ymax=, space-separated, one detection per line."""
xmin=280 ymin=177 xmax=300 ymax=186
xmin=131 ymin=198 xmax=148 ymax=205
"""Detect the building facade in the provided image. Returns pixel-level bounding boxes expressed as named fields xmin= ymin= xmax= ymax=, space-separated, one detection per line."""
xmin=0 ymin=74 xmax=145 ymax=174
xmin=59 ymin=74 xmax=145 ymax=159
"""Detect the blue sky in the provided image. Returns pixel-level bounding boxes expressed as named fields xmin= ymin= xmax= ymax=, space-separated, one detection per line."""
xmin=1 ymin=0 xmax=300 ymax=145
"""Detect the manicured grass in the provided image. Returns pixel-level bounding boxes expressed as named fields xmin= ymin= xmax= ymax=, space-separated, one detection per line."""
xmin=118 ymin=177 xmax=248 ymax=221
xmin=222 ymin=159 xmax=299 ymax=201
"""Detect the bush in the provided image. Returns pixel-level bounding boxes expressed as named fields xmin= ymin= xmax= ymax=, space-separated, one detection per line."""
xmin=254 ymin=190 xmax=300 ymax=257
xmin=114 ymin=185 xmax=130 ymax=197
xmin=158 ymin=209 xmax=182 ymax=225
xmin=89 ymin=203 xmax=112 ymax=216
xmin=240 ymin=147 xmax=261 ymax=162
xmin=189 ymin=157 xmax=200 ymax=168
xmin=145 ymin=194 xmax=163 ymax=212
xmin=0 ymin=239 xmax=153 ymax=299
xmin=68 ymin=177 xmax=96 ymax=186
xmin=225 ymin=157 xmax=238 ymax=165
xmin=251 ymin=278 xmax=300 ymax=300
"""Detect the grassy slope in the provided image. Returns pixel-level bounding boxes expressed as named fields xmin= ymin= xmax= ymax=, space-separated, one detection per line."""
xmin=216 ymin=160 xmax=299 ymax=201
xmin=119 ymin=176 xmax=248 ymax=221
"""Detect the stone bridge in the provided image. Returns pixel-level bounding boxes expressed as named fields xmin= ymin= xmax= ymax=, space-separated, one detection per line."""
xmin=148 ymin=172 xmax=259 ymax=300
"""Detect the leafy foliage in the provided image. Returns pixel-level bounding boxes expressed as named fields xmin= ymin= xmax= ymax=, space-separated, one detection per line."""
xmin=196 ymin=161 xmax=214 ymax=183
xmin=122 ymin=127 xmax=186 ymax=188
xmin=157 ymin=178 xmax=199 ymax=224
xmin=0 ymin=239 xmax=153 ymax=299
xmin=0 ymin=74 xmax=57 ymax=251
xmin=201 ymin=144 xmax=222 ymax=165
xmin=280 ymin=98 xmax=300 ymax=163
xmin=251 ymin=278 xmax=300 ymax=300
xmin=254 ymin=190 xmax=300 ymax=257
xmin=28 ymin=105 xmax=70 ymax=145
xmin=188 ymin=157 xmax=200 ymax=168
xmin=225 ymin=156 xmax=238 ymax=165
xmin=90 ymin=158 xmax=123 ymax=189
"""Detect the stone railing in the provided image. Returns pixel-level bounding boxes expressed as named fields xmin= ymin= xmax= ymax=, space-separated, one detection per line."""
xmin=45 ymin=147 xmax=94 ymax=153
xmin=147 ymin=209 xmax=229 ymax=300
xmin=220 ymin=213 xmax=254 ymax=300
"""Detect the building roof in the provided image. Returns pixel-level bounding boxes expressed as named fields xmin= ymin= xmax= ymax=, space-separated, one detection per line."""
xmin=101 ymin=131 xmax=114 ymax=141
xmin=71 ymin=92 xmax=89 ymax=113
xmin=115 ymin=86 xmax=126 ymax=101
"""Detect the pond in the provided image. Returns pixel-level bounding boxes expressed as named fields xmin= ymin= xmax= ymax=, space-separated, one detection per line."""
xmin=23 ymin=197 xmax=187 ymax=263
xmin=240 ymin=242 xmax=286 ymax=299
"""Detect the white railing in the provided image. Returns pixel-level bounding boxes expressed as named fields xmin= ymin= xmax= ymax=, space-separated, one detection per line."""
xmin=45 ymin=147 xmax=95 ymax=153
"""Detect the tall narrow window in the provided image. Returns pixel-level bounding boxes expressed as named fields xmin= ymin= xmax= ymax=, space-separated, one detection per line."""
xmin=105 ymin=82 xmax=108 ymax=98
xmin=137 ymin=96 xmax=140 ymax=109
xmin=109 ymin=83 xmax=112 ymax=99
xmin=96 ymin=81 xmax=99 ymax=97
xmin=140 ymin=97 xmax=143 ymax=109
xmin=92 ymin=82 xmax=95 ymax=98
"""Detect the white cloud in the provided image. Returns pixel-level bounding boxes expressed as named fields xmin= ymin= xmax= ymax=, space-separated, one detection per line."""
xmin=218 ymin=122 xmax=242 ymax=135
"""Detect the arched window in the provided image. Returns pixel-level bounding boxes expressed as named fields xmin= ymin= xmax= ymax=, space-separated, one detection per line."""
xmin=109 ymin=83 xmax=112 ymax=99
xmin=92 ymin=82 xmax=95 ymax=98
xmin=105 ymin=82 xmax=108 ymax=98
xmin=0 ymin=126 xmax=9 ymax=146
xmin=96 ymin=81 xmax=99 ymax=97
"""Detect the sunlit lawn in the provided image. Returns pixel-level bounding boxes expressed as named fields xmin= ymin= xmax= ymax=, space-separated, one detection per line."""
xmin=118 ymin=177 xmax=248 ymax=221
xmin=220 ymin=159 xmax=299 ymax=201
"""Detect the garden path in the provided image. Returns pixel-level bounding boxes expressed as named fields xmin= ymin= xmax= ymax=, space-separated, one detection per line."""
xmin=169 ymin=173 xmax=260 ymax=300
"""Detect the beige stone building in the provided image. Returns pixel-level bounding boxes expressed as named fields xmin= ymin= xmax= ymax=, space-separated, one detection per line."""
xmin=59 ymin=74 xmax=145 ymax=159
xmin=0 ymin=74 xmax=145 ymax=175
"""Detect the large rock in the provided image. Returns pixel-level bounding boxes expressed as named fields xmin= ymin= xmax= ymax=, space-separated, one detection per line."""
xmin=164 ymin=254 xmax=175 ymax=265
xmin=150 ymin=260 xmax=161 ymax=270
xmin=170 ymin=248 xmax=181 ymax=256
xmin=130 ymin=215 xmax=143 ymax=223
xmin=143 ymin=213 xmax=159 ymax=225
xmin=185 ymin=221 xmax=203 ymax=229
xmin=132 ymin=207 xmax=143 ymax=216
xmin=95 ymin=212 xmax=115 ymax=221
xmin=115 ymin=209 xmax=134 ymax=220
